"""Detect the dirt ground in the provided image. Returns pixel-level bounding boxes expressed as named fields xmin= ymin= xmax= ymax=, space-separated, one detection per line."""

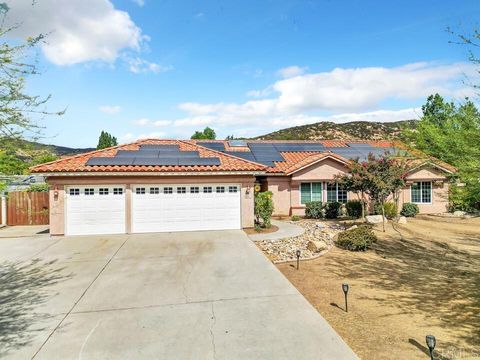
xmin=277 ymin=216 xmax=480 ymax=360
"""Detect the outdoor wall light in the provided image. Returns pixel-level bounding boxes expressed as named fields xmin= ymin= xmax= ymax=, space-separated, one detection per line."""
xmin=245 ymin=185 xmax=251 ymax=195
xmin=53 ymin=186 xmax=59 ymax=199
xmin=295 ymin=249 xmax=301 ymax=270
xmin=426 ymin=335 xmax=436 ymax=360
xmin=342 ymin=283 xmax=349 ymax=312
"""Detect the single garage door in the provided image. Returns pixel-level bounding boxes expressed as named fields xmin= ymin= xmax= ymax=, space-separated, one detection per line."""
xmin=132 ymin=184 xmax=241 ymax=233
xmin=65 ymin=185 xmax=126 ymax=236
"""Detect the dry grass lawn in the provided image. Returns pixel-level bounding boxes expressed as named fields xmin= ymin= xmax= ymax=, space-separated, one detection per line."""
xmin=277 ymin=216 xmax=480 ymax=360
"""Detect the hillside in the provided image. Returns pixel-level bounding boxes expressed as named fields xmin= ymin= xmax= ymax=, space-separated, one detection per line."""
xmin=254 ymin=120 xmax=418 ymax=140
xmin=19 ymin=140 xmax=95 ymax=156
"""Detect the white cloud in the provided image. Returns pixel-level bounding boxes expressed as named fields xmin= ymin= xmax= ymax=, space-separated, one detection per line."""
xmin=132 ymin=118 xmax=172 ymax=126
xmin=6 ymin=0 xmax=147 ymax=66
xmin=125 ymin=56 xmax=173 ymax=74
xmin=99 ymin=105 xmax=121 ymax=114
xmin=137 ymin=131 xmax=166 ymax=139
xmin=277 ymin=65 xmax=308 ymax=79
xmin=132 ymin=0 xmax=145 ymax=6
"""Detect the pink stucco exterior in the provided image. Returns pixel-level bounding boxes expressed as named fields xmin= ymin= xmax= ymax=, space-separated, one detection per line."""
xmin=47 ymin=175 xmax=256 ymax=235
xmin=265 ymin=158 xmax=451 ymax=217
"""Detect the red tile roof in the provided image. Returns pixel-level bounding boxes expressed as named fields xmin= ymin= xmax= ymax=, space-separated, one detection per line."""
xmin=30 ymin=139 xmax=266 ymax=174
xmin=30 ymin=138 xmax=456 ymax=175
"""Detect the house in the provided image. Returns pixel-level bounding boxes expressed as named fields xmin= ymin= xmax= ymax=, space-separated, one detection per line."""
xmin=30 ymin=139 xmax=455 ymax=236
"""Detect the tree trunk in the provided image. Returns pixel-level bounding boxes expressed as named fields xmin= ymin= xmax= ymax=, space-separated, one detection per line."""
xmin=361 ymin=192 xmax=366 ymax=220
xmin=381 ymin=200 xmax=386 ymax=232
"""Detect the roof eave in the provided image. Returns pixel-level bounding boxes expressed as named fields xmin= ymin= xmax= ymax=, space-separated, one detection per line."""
xmin=36 ymin=171 xmax=267 ymax=177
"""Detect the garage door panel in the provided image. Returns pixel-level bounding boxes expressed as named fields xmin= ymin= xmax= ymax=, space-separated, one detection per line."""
xmin=132 ymin=184 xmax=241 ymax=233
xmin=66 ymin=186 xmax=126 ymax=236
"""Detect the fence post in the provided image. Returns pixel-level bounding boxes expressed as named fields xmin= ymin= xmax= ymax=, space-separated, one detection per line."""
xmin=1 ymin=196 xmax=6 ymax=226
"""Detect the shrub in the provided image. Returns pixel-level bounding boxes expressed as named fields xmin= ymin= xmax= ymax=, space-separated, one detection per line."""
xmin=305 ymin=201 xmax=323 ymax=219
xmin=400 ymin=202 xmax=419 ymax=217
xmin=324 ymin=202 xmax=341 ymax=219
xmin=26 ymin=183 xmax=49 ymax=192
xmin=291 ymin=215 xmax=301 ymax=221
xmin=335 ymin=226 xmax=377 ymax=251
xmin=374 ymin=201 xmax=398 ymax=219
xmin=254 ymin=191 xmax=274 ymax=228
xmin=346 ymin=200 xmax=363 ymax=218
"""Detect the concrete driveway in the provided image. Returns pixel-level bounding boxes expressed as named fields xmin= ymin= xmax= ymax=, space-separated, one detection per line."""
xmin=0 ymin=229 xmax=357 ymax=359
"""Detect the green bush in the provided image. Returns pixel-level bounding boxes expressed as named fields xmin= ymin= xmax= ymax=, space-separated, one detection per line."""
xmin=324 ymin=202 xmax=341 ymax=219
xmin=346 ymin=200 xmax=363 ymax=218
xmin=374 ymin=202 xmax=398 ymax=219
xmin=400 ymin=202 xmax=419 ymax=217
xmin=335 ymin=226 xmax=377 ymax=251
xmin=26 ymin=183 xmax=49 ymax=192
xmin=254 ymin=191 xmax=274 ymax=228
xmin=291 ymin=215 xmax=301 ymax=221
xmin=305 ymin=201 xmax=323 ymax=219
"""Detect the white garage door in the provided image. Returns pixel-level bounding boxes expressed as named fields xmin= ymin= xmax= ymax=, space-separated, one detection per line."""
xmin=132 ymin=184 xmax=241 ymax=233
xmin=65 ymin=185 xmax=126 ymax=236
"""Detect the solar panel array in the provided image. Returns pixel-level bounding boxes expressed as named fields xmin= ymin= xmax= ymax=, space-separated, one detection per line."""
xmin=87 ymin=145 xmax=221 ymax=166
xmin=196 ymin=141 xmax=396 ymax=166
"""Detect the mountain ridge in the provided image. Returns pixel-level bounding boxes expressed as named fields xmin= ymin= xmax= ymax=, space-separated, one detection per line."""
xmin=253 ymin=120 xmax=418 ymax=141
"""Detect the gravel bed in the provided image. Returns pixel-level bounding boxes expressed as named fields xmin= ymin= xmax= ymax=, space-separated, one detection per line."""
xmin=254 ymin=219 xmax=346 ymax=263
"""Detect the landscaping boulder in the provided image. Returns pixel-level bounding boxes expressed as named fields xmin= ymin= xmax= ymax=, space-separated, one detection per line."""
xmin=346 ymin=225 xmax=358 ymax=231
xmin=315 ymin=222 xmax=324 ymax=229
xmin=365 ymin=215 xmax=386 ymax=224
xmin=453 ymin=211 xmax=466 ymax=217
xmin=397 ymin=216 xmax=407 ymax=224
xmin=307 ymin=240 xmax=328 ymax=253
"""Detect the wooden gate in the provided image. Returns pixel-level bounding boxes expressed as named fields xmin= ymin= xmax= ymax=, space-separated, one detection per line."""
xmin=7 ymin=192 xmax=49 ymax=225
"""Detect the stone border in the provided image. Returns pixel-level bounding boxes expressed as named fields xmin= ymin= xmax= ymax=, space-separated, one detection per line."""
xmin=272 ymin=244 xmax=334 ymax=264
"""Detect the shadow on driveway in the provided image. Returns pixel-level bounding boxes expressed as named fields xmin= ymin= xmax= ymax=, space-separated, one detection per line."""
xmin=0 ymin=259 xmax=71 ymax=357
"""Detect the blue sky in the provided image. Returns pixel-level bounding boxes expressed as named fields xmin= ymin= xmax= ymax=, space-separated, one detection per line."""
xmin=6 ymin=0 xmax=480 ymax=147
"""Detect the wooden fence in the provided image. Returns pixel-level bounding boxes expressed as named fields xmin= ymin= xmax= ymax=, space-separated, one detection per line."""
xmin=7 ymin=191 xmax=49 ymax=225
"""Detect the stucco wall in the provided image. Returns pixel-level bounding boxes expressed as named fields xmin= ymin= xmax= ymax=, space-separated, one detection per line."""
xmin=47 ymin=175 xmax=256 ymax=235
xmin=269 ymin=162 xmax=451 ymax=216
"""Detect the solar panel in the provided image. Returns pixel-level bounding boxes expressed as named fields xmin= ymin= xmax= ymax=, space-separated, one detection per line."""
xmin=225 ymin=151 xmax=256 ymax=161
xmin=86 ymin=157 xmax=134 ymax=166
xmin=132 ymin=158 xmax=179 ymax=166
xmin=197 ymin=142 xmax=225 ymax=151
xmin=116 ymin=150 xmax=159 ymax=157
xmin=228 ymin=140 xmax=247 ymax=147
xmin=178 ymin=158 xmax=221 ymax=166
xmin=158 ymin=151 xmax=199 ymax=158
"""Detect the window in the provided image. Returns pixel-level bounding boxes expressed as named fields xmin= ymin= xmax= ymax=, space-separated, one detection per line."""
xmin=300 ymin=182 xmax=322 ymax=204
xmin=327 ymin=183 xmax=348 ymax=203
xmin=113 ymin=188 xmax=123 ymax=195
xmin=150 ymin=187 xmax=160 ymax=194
xmin=177 ymin=187 xmax=186 ymax=194
xmin=99 ymin=188 xmax=109 ymax=195
xmin=190 ymin=186 xmax=199 ymax=193
xmin=203 ymin=186 xmax=212 ymax=193
xmin=411 ymin=181 xmax=432 ymax=203
xmin=164 ymin=187 xmax=173 ymax=194
xmin=216 ymin=186 xmax=225 ymax=193
xmin=84 ymin=188 xmax=94 ymax=196
xmin=69 ymin=188 xmax=80 ymax=196
xmin=136 ymin=187 xmax=146 ymax=195
xmin=228 ymin=186 xmax=238 ymax=193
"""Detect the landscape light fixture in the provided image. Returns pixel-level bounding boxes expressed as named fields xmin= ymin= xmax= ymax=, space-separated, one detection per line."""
xmin=296 ymin=249 xmax=301 ymax=270
xmin=342 ymin=283 xmax=349 ymax=312
xmin=425 ymin=335 xmax=436 ymax=360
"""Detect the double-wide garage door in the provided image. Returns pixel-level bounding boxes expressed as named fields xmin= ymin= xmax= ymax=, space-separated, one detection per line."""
xmin=65 ymin=184 xmax=241 ymax=235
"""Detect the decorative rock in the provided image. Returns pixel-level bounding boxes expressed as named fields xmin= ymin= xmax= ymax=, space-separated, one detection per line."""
xmin=339 ymin=204 xmax=348 ymax=217
xmin=307 ymin=240 xmax=328 ymax=253
xmin=453 ymin=211 xmax=466 ymax=217
xmin=346 ymin=225 xmax=358 ymax=231
xmin=315 ymin=222 xmax=324 ymax=229
xmin=365 ymin=215 xmax=386 ymax=224
xmin=397 ymin=216 xmax=407 ymax=224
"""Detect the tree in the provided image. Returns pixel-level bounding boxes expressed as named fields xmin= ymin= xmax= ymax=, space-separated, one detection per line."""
xmin=190 ymin=127 xmax=216 ymax=140
xmin=0 ymin=3 xmax=64 ymax=142
xmin=97 ymin=131 xmax=118 ymax=149
xmin=336 ymin=154 xmax=407 ymax=231
xmin=254 ymin=191 xmax=274 ymax=228
xmin=402 ymin=94 xmax=480 ymax=211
